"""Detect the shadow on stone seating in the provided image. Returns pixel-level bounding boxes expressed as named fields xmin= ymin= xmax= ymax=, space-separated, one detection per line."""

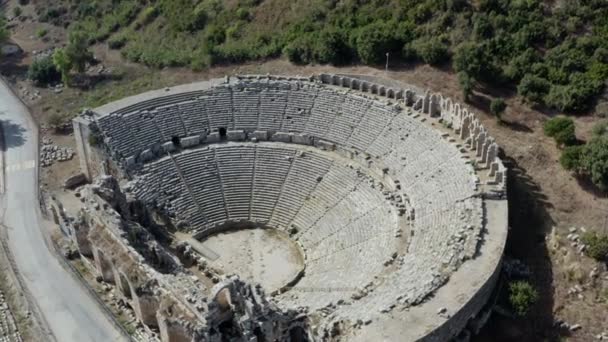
xmin=474 ymin=156 xmax=558 ymax=342
xmin=0 ymin=118 xmax=27 ymax=151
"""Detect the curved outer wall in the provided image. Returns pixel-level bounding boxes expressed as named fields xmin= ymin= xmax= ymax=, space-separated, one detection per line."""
xmin=71 ymin=74 xmax=509 ymax=342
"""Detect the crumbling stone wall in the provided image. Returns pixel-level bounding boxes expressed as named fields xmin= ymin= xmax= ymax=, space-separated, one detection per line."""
xmin=69 ymin=176 xmax=311 ymax=342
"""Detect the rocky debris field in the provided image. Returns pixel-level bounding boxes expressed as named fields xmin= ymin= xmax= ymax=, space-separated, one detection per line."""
xmin=40 ymin=137 xmax=75 ymax=167
xmin=0 ymin=290 xmax=23 ymax=342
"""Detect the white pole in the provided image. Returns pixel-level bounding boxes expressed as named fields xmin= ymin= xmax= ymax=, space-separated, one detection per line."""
xmin=385 ymin=52 xmax=389 ymax=72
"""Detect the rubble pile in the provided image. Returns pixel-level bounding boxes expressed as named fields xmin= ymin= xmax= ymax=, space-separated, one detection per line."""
xmin=40 ymin=137 xmax=75 ymax=167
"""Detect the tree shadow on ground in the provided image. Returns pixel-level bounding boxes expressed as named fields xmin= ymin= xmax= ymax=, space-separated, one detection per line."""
xmin=500 ymin=120 xmax=534 ymax=133
xmin=69 ymin=72 xmax=125 ymax=91
xmin=0 ymin=117 xmax=27 ymax=151
xmin=474 ymin=156 xmax=558 ymax=342
xmin=574 ymin=174 xmax=608 ymax=198
xmin=0 ymin=42 xmax=28 ymax=81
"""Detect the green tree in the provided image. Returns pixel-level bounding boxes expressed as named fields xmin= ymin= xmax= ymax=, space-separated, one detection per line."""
xmin=28 ymin=56 xmax=60 ymax=85
xmin=518 ymin=74 xmax=550 ymax=105
xmin=47 ymin=112 xmax=64 ymax=131
xmin=543 ymin=116 xmax=576 ymax=146
xmin=581 ymin=231 xmax=608 ymax=261
xmin=457 ymin=72 xmax=473 ymax=102
xmin=355 ymin=21 xmax=412 ymax=65
xmin=490 ymin=98 xmax=507 ymax=120
xmin=412 ymin=37 xmax=449 ymax=66
xmin=560 ymin=145 xmax=584 ymax=171
xmin=581 ymin=137 xmax=608 ymax=191
xmin=592 ymin=121 xmax=608 ymax=137
xmin=53 ymin=48 xmax=71 ymax=85
xmin=453 ymin=41 xmax=493 ymax=80
xmin=65 ymin=30 xmax=93 ymax=73
xmin=509 ymin=281 xmax=539 ymax=317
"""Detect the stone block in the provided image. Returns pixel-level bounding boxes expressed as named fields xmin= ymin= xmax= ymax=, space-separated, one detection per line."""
xmin=162 ymin=142 xmax=176 ymax=153
xmin=64 ymin=173 xmax=88 ymax=189
xmin=292 ymin=133 xmax=312 ymax=145
xmin=140 ymin=149 xmax=155 ymax=162
xmin=206 ymin=132 xmax=221 ymax=144
xmin=181 ymin=135 xmax=201 ymax=148
xmin=251 ymin=131 xmax=268 ymax=141
xmin=316 ymin=140 xmax=336 ymax=151
xmin=271 ymin=132 xmax=293 ymax=143
xmin=227 ymin=130 xmax=246 ymax=141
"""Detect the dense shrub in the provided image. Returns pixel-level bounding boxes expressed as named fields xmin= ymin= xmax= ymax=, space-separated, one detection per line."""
xmin=543 ymin=117 xmax=576 ymax=146
xmin=560 ymin=145 xmax=584 ymax=171
xmin=544 ymin=73 xmax=604 ymax=113
xmin=27 ymin=56 xmax=60 ymax=85
xmin=160 ymin=0 xmax=209 ymax=32
xmin=457 ymin=72 xmax=473 ymax=101
xmin=490 ymin=98 xmax=506 ymax=119
xmin=518 ymin=75 xmax=550 ymax=105
xmin=509 ymin=281 xmax=539 ymax=317
xmin=65 ymin=30 xmax=93 ymax=73
xmin=592 ymin=121 xmax=608 ymax=137
xmin=236 ymin=8 xmax=250 ymax=21
xmin=581 ymin=232 xmax=608 ymax=261
xmin=108 ymin=35 xmax=127 ymax=49
xmin=581 ymin=137 xmax=608 ymax=191
xmin=355 ymin=21 xmax=412 ymax=65
xmin=284 ymin=29 xmax=350 ymax=65
xmin=139 ymin=6 xmax=158 ymax=26
xmin=36 ymin=28 xmax=48 ymax=38
xmin=47 ymin=112 xmax=65 ymax=129
xmin=411 ymin=38 xmax=449 ymax=66
xmin=453 ymin=42 xmax=493 ymax=81
xmin=46 ymin=0 xmax=608 ymax=109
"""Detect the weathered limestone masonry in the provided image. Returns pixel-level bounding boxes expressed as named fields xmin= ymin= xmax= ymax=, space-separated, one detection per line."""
xmin=61 ymin=176 xmax=309 ymax=342
xmin=317 ymin=73 xmax=506 ymax=198
xmin=68 ymin=74 xmax=508 ymax=342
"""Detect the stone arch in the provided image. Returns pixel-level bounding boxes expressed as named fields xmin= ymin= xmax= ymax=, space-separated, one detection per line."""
xmin=370 ymin=84 xmax=378 ymax=95
xmin=361 ymin=81 xmax=369 ymax=92
xmin=114 ymin=269 xmax=132 ymax=299
xmin=93 ymin=248 xmax=115 ymax=283
xmin=387 ymin=88 xmax=395 ymax=99
xmin=351 ymin=79 xmax=360 ymax=90
xmin=379 ymin=86 xmax=386 ymax=96
xmin=331 ymin=75 xmax=341 ymax=86
xmin=395 ymin=89 xmax=404 ymax=100
xmin=132 ymin=285 xmax=160 ymax=328
xmin=342 ymin=77 xmax=352 ymax=88
xmin=158 ymin=316 xmax=193 ymax=342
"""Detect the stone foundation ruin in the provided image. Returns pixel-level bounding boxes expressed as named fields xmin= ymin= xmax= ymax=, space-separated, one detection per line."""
xmin=65 ymin=74 xmax=509 ymax=341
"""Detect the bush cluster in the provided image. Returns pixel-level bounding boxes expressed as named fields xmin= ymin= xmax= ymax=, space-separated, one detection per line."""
xmin=543 ymin=117 xmax=577 ymax=146
xmin=559 ymin=121 xmax=608 ymax=191
xmin=581 ymin=232 xmax=608 ymax=261
xmin=27 ymin=56 xmax=60 ymax=85
xmin=508 ymin=281 xmax=539 ymax=317
xmin=37 ymin=0 xmax=608 ymax=112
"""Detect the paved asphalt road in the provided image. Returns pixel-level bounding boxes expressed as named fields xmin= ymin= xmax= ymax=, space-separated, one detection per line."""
xmin=0 ymin=79 xmax=126 ymax=342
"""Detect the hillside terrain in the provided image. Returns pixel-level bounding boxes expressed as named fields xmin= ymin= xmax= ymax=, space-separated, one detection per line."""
xmin=30 ymin=0 xmax=608 ymax=114
xmin=0 ymin=0 xmax=607 ymax=341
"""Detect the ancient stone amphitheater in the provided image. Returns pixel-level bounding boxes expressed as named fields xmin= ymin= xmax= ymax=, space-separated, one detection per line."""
xmin=69 ymin=74 xmax=508 ymax=342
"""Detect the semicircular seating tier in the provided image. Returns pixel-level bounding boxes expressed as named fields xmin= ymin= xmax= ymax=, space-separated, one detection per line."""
xmin=89 ymin=75 xmax=507 ymax=329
